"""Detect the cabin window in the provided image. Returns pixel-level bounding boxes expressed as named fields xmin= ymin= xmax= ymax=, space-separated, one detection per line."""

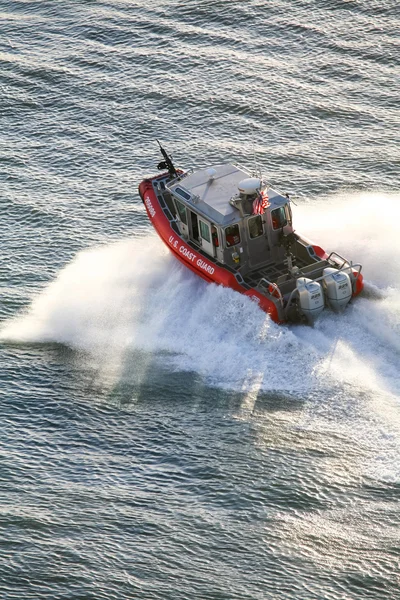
xmin=175 ymin=187 xmax=191 ymax=201
xmin=225 ymin=224 xmax=241 ymax=247
xmin=175 ymin=199 xmax=187 ymax=225
xmin=248 ymin=215 xmax=263 ymax=239
xmin=199 ymin=220 xmax=211 ymax=243
xmin=271 ymin=206 xmax=288 ymax=230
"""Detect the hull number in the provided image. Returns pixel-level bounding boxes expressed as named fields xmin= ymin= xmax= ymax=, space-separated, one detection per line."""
xmin=144 ymin=195 xmax=156 ymax=217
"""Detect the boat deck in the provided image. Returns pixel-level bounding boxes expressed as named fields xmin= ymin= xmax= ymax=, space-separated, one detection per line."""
xmin=243 ymin=257 xmax=330 ymax=296
xmin=243 ymin=262 xmax=287 ymax=288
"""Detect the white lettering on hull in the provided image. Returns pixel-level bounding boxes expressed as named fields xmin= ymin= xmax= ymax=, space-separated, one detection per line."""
xmin=169 ymin=235 xmax=179 ymax=249
xmin=144 ymin=195 xmax=156 ymax=218
xmin=196 ymin=258 xmax=215 ymax=275
xmin=179 ymin=245 xmax=196 ymax=262
xmin=168 ymin=235 xmax=215 ymax=275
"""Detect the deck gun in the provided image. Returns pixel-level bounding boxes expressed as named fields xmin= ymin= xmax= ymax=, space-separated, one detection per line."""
xmin=157 ymin=140 xmax=178 ymax=179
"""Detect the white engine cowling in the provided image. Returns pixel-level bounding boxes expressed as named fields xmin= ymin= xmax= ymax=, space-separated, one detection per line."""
xmin=322 ymin=268 xmax=352 ymax=311
xmin=296 ymin=277 xmax=324 ymax=323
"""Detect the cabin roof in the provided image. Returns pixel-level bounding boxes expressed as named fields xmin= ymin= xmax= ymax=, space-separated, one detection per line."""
xmin=168 ymin=163 xmax=248 ymax=225
xmin=167 ymin=163 xmax=288 ymax=226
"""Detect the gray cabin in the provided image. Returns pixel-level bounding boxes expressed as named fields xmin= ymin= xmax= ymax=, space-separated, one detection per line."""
xmin=165 ymin=163 xmax=293 ymax=278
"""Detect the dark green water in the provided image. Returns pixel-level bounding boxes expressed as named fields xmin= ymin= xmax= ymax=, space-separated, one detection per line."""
xmin=0 ymin=1 xmax=399 ymax=598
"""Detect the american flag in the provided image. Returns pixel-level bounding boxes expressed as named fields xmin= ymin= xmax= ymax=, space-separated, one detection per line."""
xmin=252 ymin=190 xmax=270 ymax=215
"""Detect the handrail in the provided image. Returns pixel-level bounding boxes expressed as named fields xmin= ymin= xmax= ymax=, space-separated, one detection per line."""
xmin=326 ymin=253 xmax=363 ymax=292
xmin=266 ymin=260 xmax=363 ymax=320
xmin=351 ymin=263 xmax=362 ymax=278
xmin=165 ymin=168 xmax=193 ymax=190
xmin=257 ymin=277 xmax=284 ymax=306
xmin=299 ymin=256 xmax=362 ymax=286
xmin=284 ymin=289 xmax=299 ymax=317
xmin=300 ymin=262 xmax=362 ymax=286
xmin=327 ymin=251 xmax=349 ymax=270
xmin=234 ymin=163 xmax=295 ymax=203
xmin=282 ymin=264 xmax=361 ymax=320
xmin=346 ymin=263 xmax=362 ymax=291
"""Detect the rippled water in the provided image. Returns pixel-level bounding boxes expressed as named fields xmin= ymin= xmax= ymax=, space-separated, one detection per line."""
xmin=1 ymin=1 xmax=399 ymax=598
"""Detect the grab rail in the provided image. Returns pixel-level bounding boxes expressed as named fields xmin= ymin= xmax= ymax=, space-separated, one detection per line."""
xmin=298 ymin=262 xmax=362 ymax=288
xmin=282 ymin=261 xmax=363 ymax=318
xmin=165 ymin=168 xmax=193 ymax=190
xmin=346 ymin=263 xmax=362 ymax=292
xmin=258 ymin=277 xmax=284 ymax=306
xmin=326 ymin=253 xmax=363 ymax=292
xmin=327 ymin=251 xmax=350 ymax=269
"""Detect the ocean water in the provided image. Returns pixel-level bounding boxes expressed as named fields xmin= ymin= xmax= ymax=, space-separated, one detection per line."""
xmin=0 ymin=1 xmax=399 ymax=599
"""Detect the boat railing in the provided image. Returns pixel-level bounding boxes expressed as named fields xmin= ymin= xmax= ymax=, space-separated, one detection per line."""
xmin=327 ymin=253 xmax=363 ymax=291
xmin=257 ymin=278 xmax=284 ymax=306
xmin=346 ymin=263 xmax=363 ymax=291
xmin=165 ymin=168 xmax=193 ymax=190
xmin=305 ymin=261 xmax=362 ymax=287
xmin=233 ymin=163 xmax=252 ymax=177
xmin=283 ymin=261 xmax=363 ymax=318
xmin=327 ymin=251 xmax=350 ymax=269
xmin=298 ymin=256 xmax=362 ymax=286
xmin=234 ymin=163 xmax=296 ymax=202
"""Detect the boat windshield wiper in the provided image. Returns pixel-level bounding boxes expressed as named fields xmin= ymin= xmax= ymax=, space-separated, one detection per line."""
xmin=157 ymin=140 xmax=178 ymax=179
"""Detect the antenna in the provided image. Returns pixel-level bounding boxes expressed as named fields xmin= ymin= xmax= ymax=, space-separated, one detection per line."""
xmin=251 ymin=125 xmax=263 ymax=184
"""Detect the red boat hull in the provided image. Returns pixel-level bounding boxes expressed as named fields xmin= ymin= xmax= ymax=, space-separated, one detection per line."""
xmin=139 ymin=177 xmax=363 ymax=323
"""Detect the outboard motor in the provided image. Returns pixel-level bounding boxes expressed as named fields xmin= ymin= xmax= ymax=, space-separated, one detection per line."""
xmin=296 ymin=277 xmax=325 ymax=324
xmin=322 ymin=268 xmax=352 ymax=311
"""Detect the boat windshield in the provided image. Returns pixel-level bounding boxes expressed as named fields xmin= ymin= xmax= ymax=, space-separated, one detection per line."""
xmin=271 ymin=206 xmax=289 ymax=230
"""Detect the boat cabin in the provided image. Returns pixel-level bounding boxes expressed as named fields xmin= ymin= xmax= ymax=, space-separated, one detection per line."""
xmin=165 ymin=163 xmax=293 ymax=274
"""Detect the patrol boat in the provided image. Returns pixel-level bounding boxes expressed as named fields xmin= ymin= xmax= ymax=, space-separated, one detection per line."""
xmin=138 ymin=143 xmax=363 ymax=324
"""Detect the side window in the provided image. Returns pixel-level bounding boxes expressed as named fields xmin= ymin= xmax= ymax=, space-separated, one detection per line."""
xmin=271 ymin=207 xmax=288 ymax=230
xmin=175 ymin=187 xmax=191 ymax=201
xmin=199 ymin=220 xmax=211 ymax=243
xmin=225 ymin=224 xmax=241 ymax=247
xmin=175 ymin=199 xmax=187 ymax=225
xmin=248 ymin=215 xmax=263 ymax=239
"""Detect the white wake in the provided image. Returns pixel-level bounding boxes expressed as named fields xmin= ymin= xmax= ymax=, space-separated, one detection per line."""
xmin=1 ymin=192 xmax=399 ymax=401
